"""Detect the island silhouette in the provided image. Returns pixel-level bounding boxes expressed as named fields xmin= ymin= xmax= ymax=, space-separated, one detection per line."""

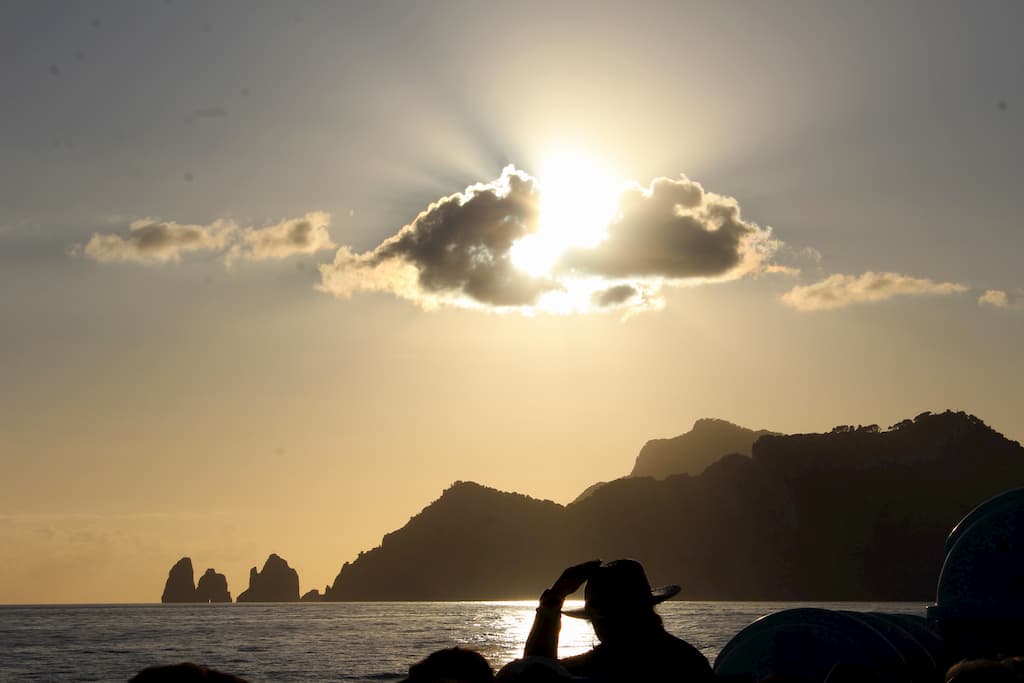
xmin=161 ymin=558 xmax=231 ymax=603
xmin=162 ymin=411 xmax=1024 ymax=602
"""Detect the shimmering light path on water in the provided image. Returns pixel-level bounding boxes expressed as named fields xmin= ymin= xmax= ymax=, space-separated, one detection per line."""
xmin=0 ymin=601 xmax=926 ymax=682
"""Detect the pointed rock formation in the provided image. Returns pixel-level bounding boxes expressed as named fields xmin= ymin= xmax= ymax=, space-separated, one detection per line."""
xmin=236 ymin=553 xmax=300 ymax=602
xmin=161 ymin=557 xmax=197 ymax=603
xmin=195 ymin=568 xmax=232 ymax=603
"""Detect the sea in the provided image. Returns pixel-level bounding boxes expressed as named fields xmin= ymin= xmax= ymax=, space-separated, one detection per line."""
xmin=0 ymin=601 xmax=926 ymax=682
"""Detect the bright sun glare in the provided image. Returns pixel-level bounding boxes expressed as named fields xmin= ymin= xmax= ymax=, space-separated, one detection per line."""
xmin=510 ymin=150 xmax=623 ymax=277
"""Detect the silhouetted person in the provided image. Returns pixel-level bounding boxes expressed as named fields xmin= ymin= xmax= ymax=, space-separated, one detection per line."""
xmin=401 ymin=647 xmax=495 ymax=683
xmin=525 ymin=559 xmax=714 ymax=682
xmin=129 ymin=662 xmax=249 ymax=682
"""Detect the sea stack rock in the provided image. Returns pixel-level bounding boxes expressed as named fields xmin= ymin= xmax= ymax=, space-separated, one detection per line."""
xmin=236 ymin=553 xmax=300 ymax=602
xmin=161 ymin=557 xmax=197 ymax=603
xmin=195 ymin=568 xmax=232 ymax=603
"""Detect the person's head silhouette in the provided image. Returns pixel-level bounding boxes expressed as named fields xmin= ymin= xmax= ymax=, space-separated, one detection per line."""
xmin=562 ymin=559 xmax=679 ymax=643
xmin=401 ymin=647 xmax=494 ymax=683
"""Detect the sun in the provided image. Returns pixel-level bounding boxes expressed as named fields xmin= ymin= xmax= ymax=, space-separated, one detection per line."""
xmin=510 ymin=149 xmax=623 ymax=277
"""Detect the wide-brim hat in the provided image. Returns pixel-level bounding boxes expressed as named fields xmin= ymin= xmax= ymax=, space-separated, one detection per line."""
xmin=562 ymin=559 xmax=680 ymax=620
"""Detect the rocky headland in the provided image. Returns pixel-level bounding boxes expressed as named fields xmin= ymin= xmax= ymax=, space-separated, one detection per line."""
xmin=322 ymin=411 xmax=1024 ymax=601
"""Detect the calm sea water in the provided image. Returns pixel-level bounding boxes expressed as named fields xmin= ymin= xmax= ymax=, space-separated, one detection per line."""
xmin=0 ymin=601 xmax=925 ymax=682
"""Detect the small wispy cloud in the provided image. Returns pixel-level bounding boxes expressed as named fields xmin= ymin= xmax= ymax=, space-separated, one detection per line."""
xmin=781 ymin=271 xmax=968 ymax=312
xmin=72 ymin=218 xmax=237 ymax=264
xmin=978 ymin=289 xmax=1010 ymax=308
xmin=73 ymin=213 xmax=335 ymax=267
xmin=978 ymin=288 xmax=1023 ymax=310
xmin=225 ymin=212 xmax=334 ymax=266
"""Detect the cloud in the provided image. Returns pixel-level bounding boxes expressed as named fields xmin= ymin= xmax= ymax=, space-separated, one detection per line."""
xmin=318 ymin=166 xmax=781 ymax=314
xmin=593 ymin=284 xmax=640 ymax=307
xmin=763 ymin=245 xmax=824 ymax=278
xmin=226 ymin=211 xmax=335 ymax=266
xmin=319 ymin=166 xmax=553 ymax=309
xmin=978 ymin=289 xmax=1023 ymax=310
xmin=560 ymin=176 xmax=775 ymax=282
xmin=74 ymin=214 xmax=334 ymax=266
xmin=74 ymin=218 xmax=237 ymax=264
xmin=781 ymin=272 xmax=968 ymax=311
xmin=978 ymin=289 xmax=1009 ymax=308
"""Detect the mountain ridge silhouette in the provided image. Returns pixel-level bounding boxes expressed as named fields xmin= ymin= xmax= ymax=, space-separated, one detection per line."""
xmin=630 ymin=417 xmax=778 ymax=479
xmin=573 ymin=417 xmax=778 ymax=503
xmin=322 ymin=411 xmax=1024 ymax=601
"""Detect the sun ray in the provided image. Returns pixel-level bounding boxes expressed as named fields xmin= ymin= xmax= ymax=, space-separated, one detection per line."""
xmin=510 ymin=149 xmax=623 ymax=276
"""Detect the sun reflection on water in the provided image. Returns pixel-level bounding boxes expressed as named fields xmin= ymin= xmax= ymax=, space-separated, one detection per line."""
xmin=454 ymin=600 xmax=596 ymax=666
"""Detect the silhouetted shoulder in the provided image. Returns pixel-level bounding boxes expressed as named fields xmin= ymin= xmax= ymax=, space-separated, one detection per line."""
xmin=561 ymin=631 xmax=714 ymax=682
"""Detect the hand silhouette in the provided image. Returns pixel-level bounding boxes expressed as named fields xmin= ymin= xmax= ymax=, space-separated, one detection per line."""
xmin=550 ymin=559 xmax=602 ymax=599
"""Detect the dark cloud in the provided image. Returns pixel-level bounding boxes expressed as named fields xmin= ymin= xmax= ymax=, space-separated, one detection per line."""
xmin=559 ymin=176 xmax=773 ymax=282
xmin=319 ymin=168 xmax=782 ymax=314
xmin=320 ymin=166 xmax=556 ymax=308
xmin=592 ymin=284 xmax=639 ymax=307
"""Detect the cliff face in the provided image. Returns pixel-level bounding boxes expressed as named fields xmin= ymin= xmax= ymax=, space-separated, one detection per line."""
xmin=629 ymin=417 xmax=777 ymax=479
xmin=326 ymin=411 xmax=1024 ymax=601
xmin=161 ymin=557 xmax=197 ymax=603
xmin=747 ymin=412 xmax=1024 ymax=599
xmin=236 ymin=554 xmax=300 ymax=602
xmin=195 ymin=568 xmax=232 ymax=603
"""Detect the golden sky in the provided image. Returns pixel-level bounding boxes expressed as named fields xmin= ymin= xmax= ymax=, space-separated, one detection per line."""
xmin=1 ymin=1 xmax=1022 ymax=603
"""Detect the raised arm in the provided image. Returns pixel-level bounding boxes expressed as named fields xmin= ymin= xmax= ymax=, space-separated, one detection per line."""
xmin=524 ymin=560 xmax=601 ymax=659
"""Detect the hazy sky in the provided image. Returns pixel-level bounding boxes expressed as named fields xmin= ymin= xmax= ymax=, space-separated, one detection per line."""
xmin=2 ymin=0 xmax=1022 ymax=603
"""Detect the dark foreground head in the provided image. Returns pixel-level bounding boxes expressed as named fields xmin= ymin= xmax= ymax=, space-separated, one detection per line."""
xmin=402 ymin=647 xmax=495 ymax=683
xmin=129 ymin=662 xmax=249 ymax=682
